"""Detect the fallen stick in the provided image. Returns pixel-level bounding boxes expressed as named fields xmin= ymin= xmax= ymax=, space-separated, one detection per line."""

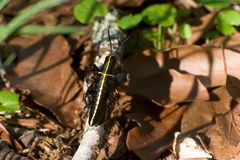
xmin=72 ymin=125 xmax=105 ymax=160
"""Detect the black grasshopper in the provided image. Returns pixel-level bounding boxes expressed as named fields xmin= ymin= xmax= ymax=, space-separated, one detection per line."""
xmin=84 ymin=55 xmax=125 ymax=126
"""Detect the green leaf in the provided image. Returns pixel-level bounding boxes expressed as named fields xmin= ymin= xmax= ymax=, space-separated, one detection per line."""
xmin=215 ymin=9 xmax=240 ymax=35
xmin=179 ymin=23 xmax=192 ymax=39
xmin=0 ymin=91 xmax=20 ymax=114
xmin=73 ymin=0 xmax=107 ymax=24
xmin=199 ymin=0 xmax=231 ymax=9
xmin=118 ymin=14 xmax=142 ymax=30
xmin=95 ymin=3 xmax=108 ymax=16
xmin=177 ymin=8 xmax=190 ymax=18
xmin=3 ymin=52 xmax=16 ymax=67
xmin=141 ymin=4 xmax=176 ymax=26
xmin=0 ymin=0 xmax=9 ymax=10
xmin=215 ymin=10 xmax=240 ymax=26
xmin=142 ymin=29 xmax=159 ymax=42
xmin=203 ymin=30 xmax=220 ymax=39
xmin=216 ymin=20 xmax=236 ymax=35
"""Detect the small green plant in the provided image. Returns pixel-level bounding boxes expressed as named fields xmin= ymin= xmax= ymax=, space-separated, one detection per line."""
xmin=197 ymin=0 xmax=240 ymax=36
xmin=73 ymin=0 xmax=108 ymax=24
xmin=179 ymin=23 xmax=192 ymax=39
xmin=118 ymin=3 xmax=177 ymax=50
xmin=117 ymin=14 xmax=142 ymax=30
xmin=142 ymin=28 xmax=161 ymax=49
xmin=73 ymin=0 xmax=239 ymax=48
xmin=215 ymin=9 xmax=240 ymax=35
xmin=0 ymin=91 xmax=20 ymax=114
xmin=142 ymin=4 xmax=177 ymax=50
xmin=141 ymin=4 xmax=176 ymax=26
xmin=203 ymin=30 xmax=220 ymax=40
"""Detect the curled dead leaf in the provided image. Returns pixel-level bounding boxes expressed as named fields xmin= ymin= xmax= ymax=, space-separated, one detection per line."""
xmin=156 ymin=45 xmax=228 ymax=87
xmin=125 ymin=69 xmax=209 ymax=106
xmin=124 ymin=45 xmax=240 ymax=89
xmin=126 ymin=105 xmax=185 ymax=160
xmin=181 ymin=87 xmax=231 ymax=132
xmin=205 ymin=101 xmax=240 ymax=159
xmin=204 ymin=33 xmax=240 ymax=53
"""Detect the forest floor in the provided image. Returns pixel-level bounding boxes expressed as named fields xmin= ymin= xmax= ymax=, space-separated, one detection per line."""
xmin=0 ymin=0 xmax=240 ymax=159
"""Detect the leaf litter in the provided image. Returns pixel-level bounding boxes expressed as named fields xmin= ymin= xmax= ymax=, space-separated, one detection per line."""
xmin=0 ymin=0 xmax=240 ymax=159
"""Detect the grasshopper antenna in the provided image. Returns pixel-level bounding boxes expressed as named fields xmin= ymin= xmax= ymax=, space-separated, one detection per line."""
xmin=116 ymin=36 xmax=129 ymax=56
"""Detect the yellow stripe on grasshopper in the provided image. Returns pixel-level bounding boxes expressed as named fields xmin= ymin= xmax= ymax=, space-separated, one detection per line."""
xmin=89 ymin=55 xmax=114 ymax=125
xmin=98 ymin=72 xmax=114 ymax=77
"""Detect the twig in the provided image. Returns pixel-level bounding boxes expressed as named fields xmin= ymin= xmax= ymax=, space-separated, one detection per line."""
xmin=72 ymin=126 xmax=105 ymax=160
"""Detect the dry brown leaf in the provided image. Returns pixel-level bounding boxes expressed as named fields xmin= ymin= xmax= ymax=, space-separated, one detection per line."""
xmin=187 ymin=13 xmax=216 ymax=44
xmin=6 ymin=118 xmax=59 ymax=131
xmin=156 ymin=45 xmax=228 ymax=87
xmin=205 ymin=33 xmax=240 ymax=53
xmin=225 ymin=48 xmax=240 ymax=80
xmin=32 ymin=1 xmax=77 ymax=26
xmin=123 ymin=49 xmax=160 ymax=79
xmin=181 ymin=87 xmax=231 ymax=132
xmin=226 ymin=75 xmax=240 ymax=99
xmin=53 ymin=92 xmax=83 ymax=128
xmin=205 ymin=101 xmax=240 ymax=159
xmin=8 ymin=35 xmax=82 ymax=128
xmin=232 ymin=100 xmax=240 ymax=135
xmin=125 ymin=69 xmax=209 ymax=106
xmin=99 ymin=122 xmax=128 ymax=159
xmin=2 ymin=0 xmax=31 ymax=15
xmin=124 ymin=45 xmax=240 ymax=88
xmin=126 ymin=105 xmax=185 ymax=160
